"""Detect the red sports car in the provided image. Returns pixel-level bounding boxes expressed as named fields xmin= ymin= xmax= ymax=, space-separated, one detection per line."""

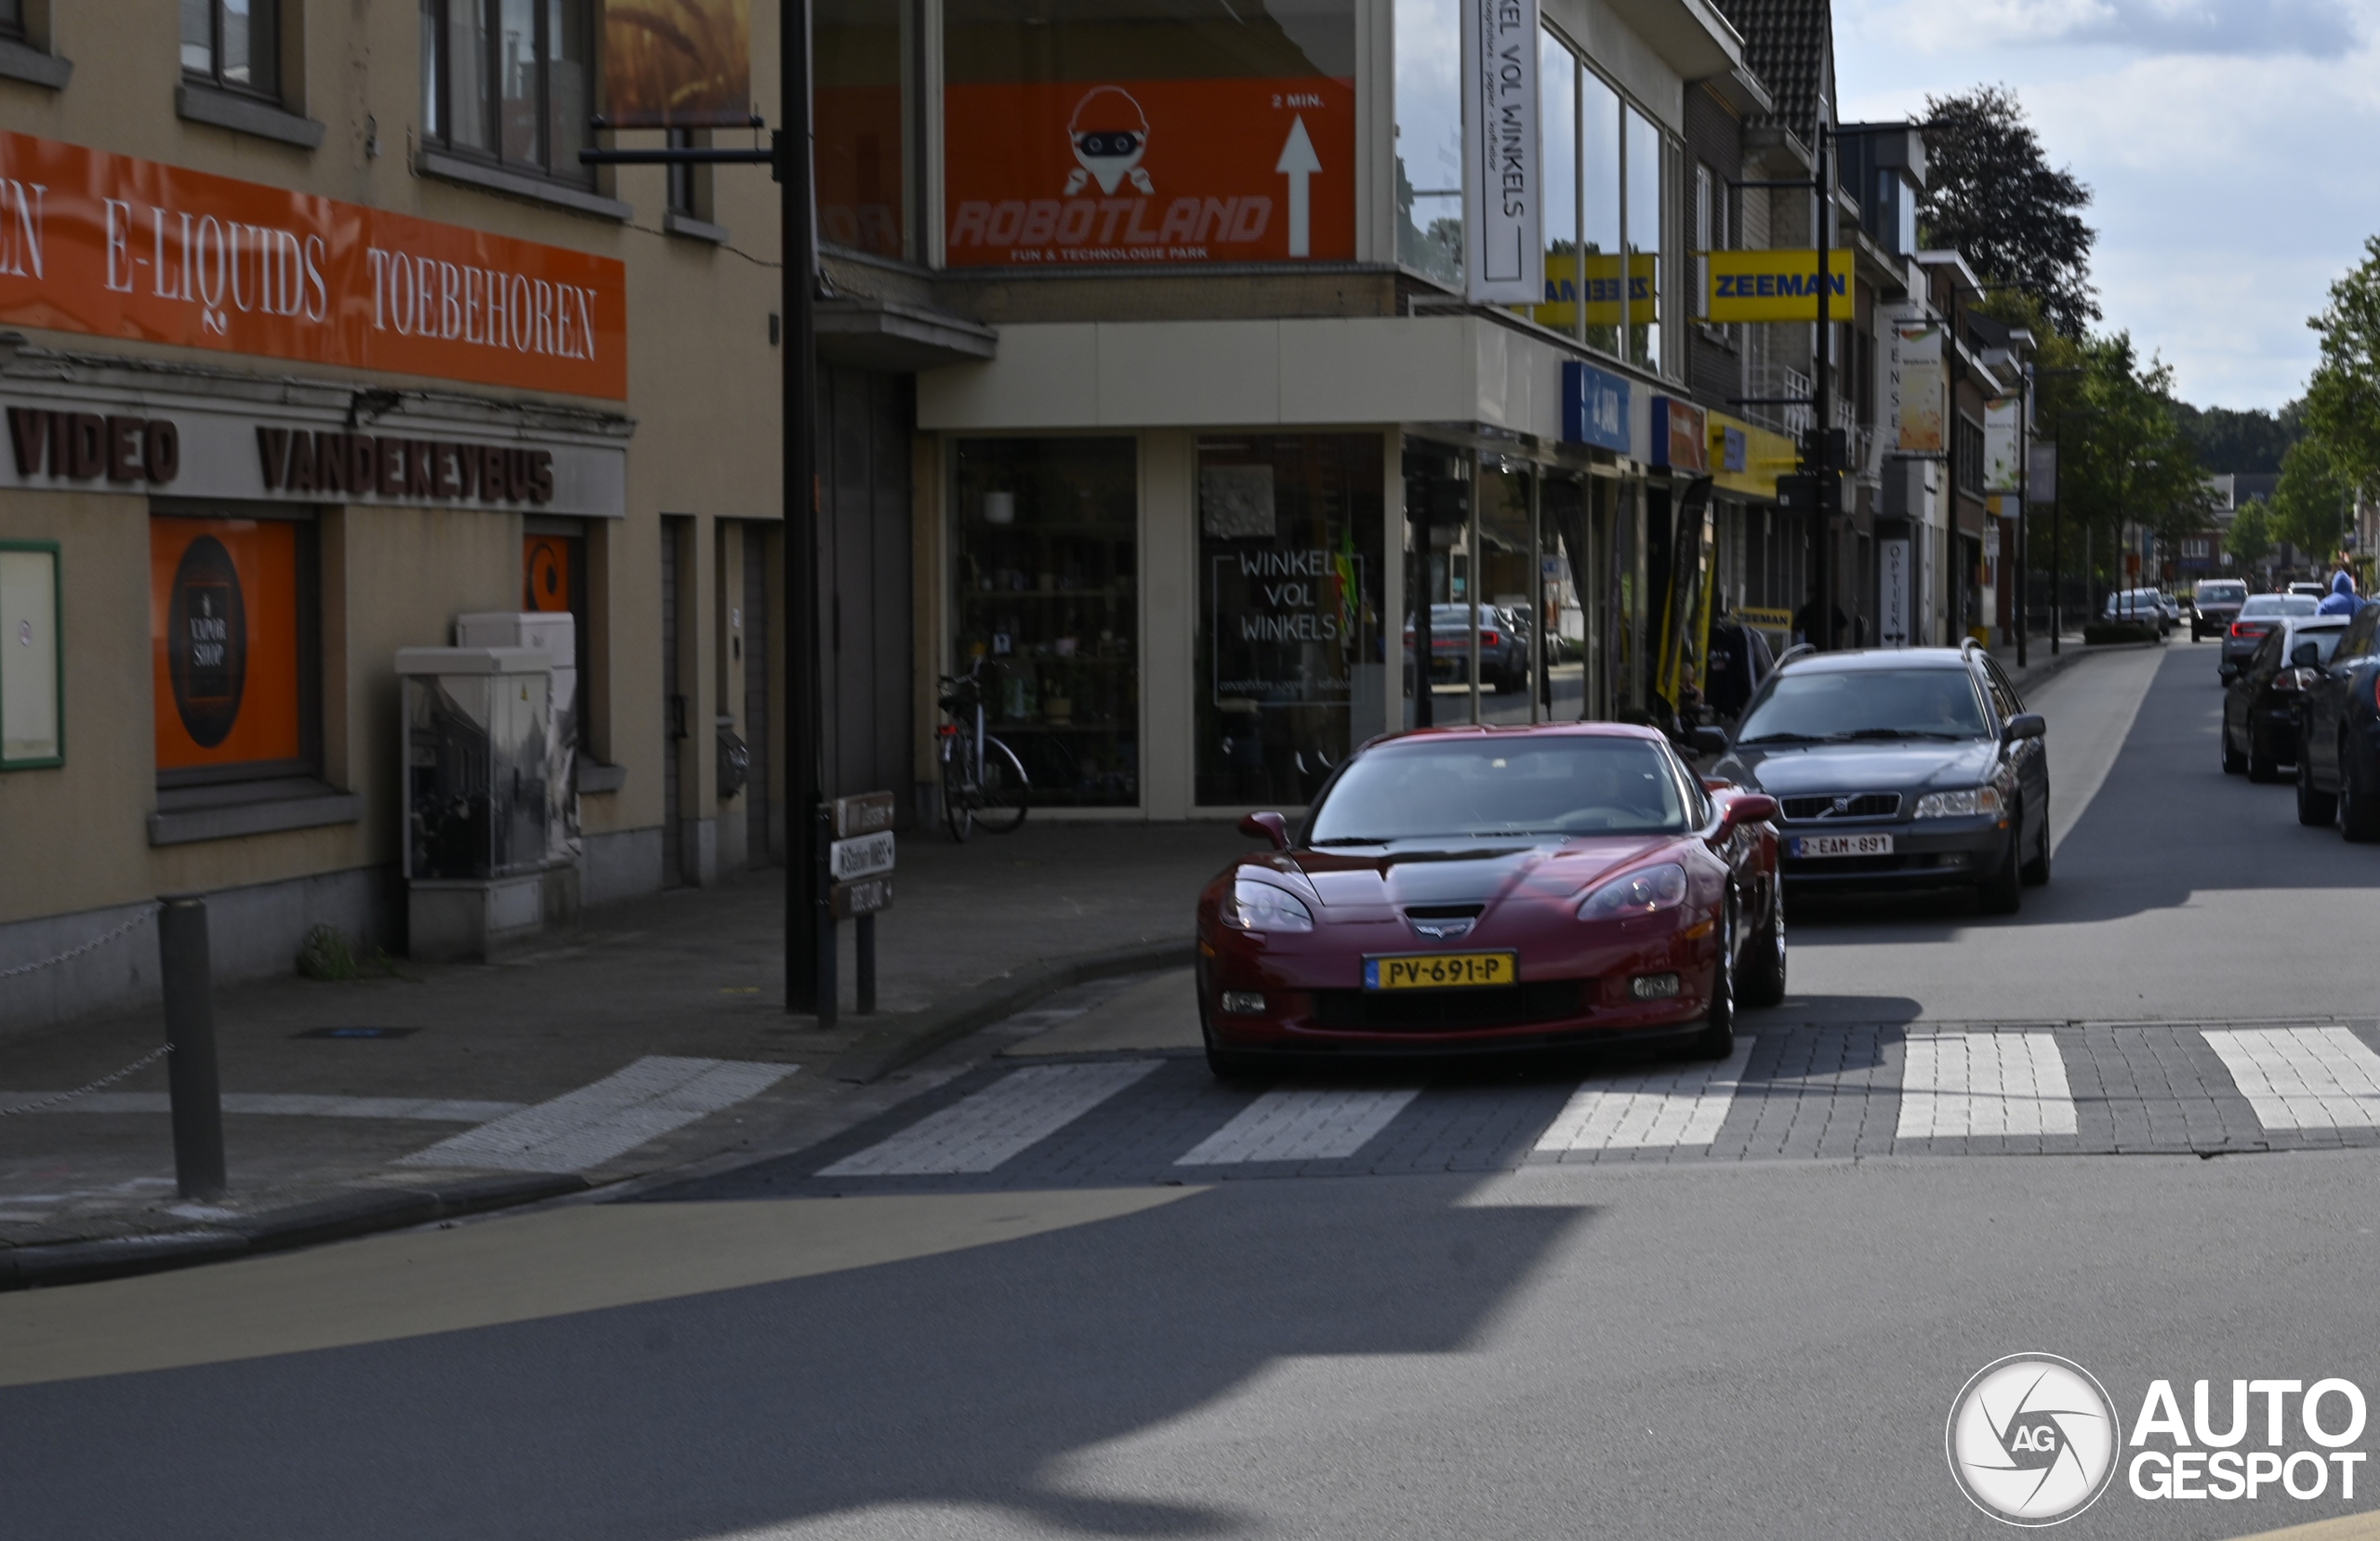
xmin=1196 ymin=722 xmax=1784 ymax=1076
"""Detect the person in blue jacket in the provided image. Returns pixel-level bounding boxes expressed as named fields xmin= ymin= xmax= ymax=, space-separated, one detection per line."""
xmin=2320 ymin=570 xmax=2361 ymax=615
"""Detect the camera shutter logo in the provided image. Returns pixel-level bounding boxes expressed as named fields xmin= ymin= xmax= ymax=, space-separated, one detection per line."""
xmin=167 ymin=534 xmax=247 ymax=748
xmin=1947 ymin=1354 xmax=2122 ymax=1526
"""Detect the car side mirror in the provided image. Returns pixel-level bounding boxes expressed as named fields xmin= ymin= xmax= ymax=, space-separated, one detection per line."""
xmin=2003 ymin=712 xmax=2046 ymax=742
xmin=1690 ymin=726 xmax=1730 ymax=757
xmin=1721 ymin=792 xmax=1778 ymax=827
xmin=1239 ymin=810 xmax=1291 ymax=851
xmin=2293 ymin=640 xmax=2322 ymax=668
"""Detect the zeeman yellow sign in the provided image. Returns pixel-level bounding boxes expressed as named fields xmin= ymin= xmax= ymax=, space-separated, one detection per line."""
xmin=1527 ymin=251 xmax=1659 ymax=329
xmin=1706 ymin=249 xmax=1857 ymax=323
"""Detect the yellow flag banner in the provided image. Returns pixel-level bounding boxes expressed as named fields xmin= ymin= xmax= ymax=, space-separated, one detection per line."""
xmin=1706 ymin=249 xmax=1856 ymax=323
xmin=1527 ymin=251 xmax=1658 ymax=329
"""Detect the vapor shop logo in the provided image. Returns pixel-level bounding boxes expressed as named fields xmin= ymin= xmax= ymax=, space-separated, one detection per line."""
xmin=166 ymin=534 xmax=246 ymax=749
xmin=1946 ymin=1354 xmax=2122 ymax=1525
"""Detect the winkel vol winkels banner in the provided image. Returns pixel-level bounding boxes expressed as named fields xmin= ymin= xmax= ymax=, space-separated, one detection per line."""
xmin=944 ymin=79 xmax=1355 ymax=265
xmin=0 ymin=131 xmax=627 ymax=399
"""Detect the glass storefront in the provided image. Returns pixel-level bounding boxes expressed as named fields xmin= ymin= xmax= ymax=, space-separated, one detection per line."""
xmin=816 ymin=0 xmax=911 ymax=259
xmin=950 ymin=439 xmax=1140 ymax=807
xmin=1194 ymin=434 xmax=1384 ymax=807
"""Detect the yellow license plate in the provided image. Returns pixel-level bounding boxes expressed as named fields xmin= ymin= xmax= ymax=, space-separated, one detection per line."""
xmin=1364 ymin=952 xmax=1517 ymax=991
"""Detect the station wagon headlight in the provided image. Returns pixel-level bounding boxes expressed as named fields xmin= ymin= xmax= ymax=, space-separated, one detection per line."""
xmin=1579 ymin=863 xmax=1687 ymax=919
xmin=1912 ymin=786 xmax=2003 ymax=819
xmin=1225 ymin=878 xmax=1314 ymax=932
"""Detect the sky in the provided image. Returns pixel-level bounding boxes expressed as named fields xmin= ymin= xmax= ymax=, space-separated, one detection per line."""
xmin=1833 ymin=0 xmax=2380 ymax=412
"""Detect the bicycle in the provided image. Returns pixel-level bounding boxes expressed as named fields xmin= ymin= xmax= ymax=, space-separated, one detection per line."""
xmin=937 ymin=657 xmax=1030 ymax=840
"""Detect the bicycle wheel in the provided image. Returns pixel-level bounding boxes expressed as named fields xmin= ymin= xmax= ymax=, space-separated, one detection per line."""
xmin=941 ymin=740 xmax=974 ymax=842
xmin=973 ymin=735 xmax=1030 ymax=835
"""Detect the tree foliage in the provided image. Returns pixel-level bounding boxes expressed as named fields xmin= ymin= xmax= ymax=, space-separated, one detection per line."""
xmin=1919 ymin=86 xmax=2100 ymax=340
xmin=2172 ymin=401 xmax=2303 ymax=476
xmin=2270 ymin=436 xmax=2354 ymax=561
xmin=2036 ymin=333 xmax=2210 ymax=586
xmin=2228 ymin=500 xmax=2274 ymax=568
xmin=2306 ymin=236 xmax=2380 ymax=492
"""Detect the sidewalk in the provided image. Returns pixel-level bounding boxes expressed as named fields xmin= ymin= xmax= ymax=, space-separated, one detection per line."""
xmin=0 ymin=820 xmax=1250 ymax=1276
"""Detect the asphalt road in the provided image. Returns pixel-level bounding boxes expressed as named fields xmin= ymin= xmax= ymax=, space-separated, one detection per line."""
xmin=7 ymin=640 xmax=2378 ymax=1541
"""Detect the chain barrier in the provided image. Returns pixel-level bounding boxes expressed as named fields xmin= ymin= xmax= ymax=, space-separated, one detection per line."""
xmin=0 ymin=1043 xmax=175 ymax=1118
xmin=0 ymin=902 xmax=160 ymax=981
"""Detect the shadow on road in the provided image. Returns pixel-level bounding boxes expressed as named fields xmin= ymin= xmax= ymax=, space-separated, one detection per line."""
xmin=0 ymin=1179 xmax=1591 ymax=1541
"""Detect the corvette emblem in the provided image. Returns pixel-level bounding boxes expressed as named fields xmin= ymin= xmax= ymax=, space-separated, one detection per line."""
xmin=1409 ymin=918 xmax=1475 ymax=941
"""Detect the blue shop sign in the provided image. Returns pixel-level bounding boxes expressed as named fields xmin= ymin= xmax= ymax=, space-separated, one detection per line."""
xmin=1562 ymin=361 xmax=1631 ymax=453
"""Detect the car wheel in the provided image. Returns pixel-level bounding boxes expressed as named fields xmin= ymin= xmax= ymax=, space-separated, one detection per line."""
xmin=2248 ymin=729 xmax=2281 ymax=783
xmin=1738 ymin=882 xmax=1787 ymax=1008
xmin=2021 ymin=797 xmax=2053 ymax=887
xmin=1977 ymin=826 xmax=2023 ymax=915
xmin=2298 ymin=754 xmax=2338 ymax=826
xmin=1688 ymin=902 xmax=1738 ymax=1060
xmin=2222 ymin=723 xmax=2247 ymax=775
xmin=2343 ymin=754 xmax=2380 ymax=843
xmin=1197 ymin=996 xmax=1267 ymax=1083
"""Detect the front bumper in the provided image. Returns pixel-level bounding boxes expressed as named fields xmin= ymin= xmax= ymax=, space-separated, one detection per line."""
xmin=1199 ymin=906 xmax=1721 ymax=1056
xmin=1777 ymin=815 xmax=2014 ymax=890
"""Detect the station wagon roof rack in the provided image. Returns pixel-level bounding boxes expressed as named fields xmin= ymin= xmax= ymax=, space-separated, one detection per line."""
xmin=1772 ymin=643 xmax=1816 ymax=670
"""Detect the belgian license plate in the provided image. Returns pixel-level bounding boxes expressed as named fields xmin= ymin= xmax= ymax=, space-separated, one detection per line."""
xmin=1364 ymin=952 xmax=1517 ymax=991
xmin=1792 ymin=834 xmax=1894 ymax=858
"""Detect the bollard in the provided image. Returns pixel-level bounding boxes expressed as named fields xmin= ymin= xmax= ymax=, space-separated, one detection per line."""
xmin=855 ymin=913 xmax=877 ymax=1016
xmin=158 ymin=893 xmax=226 ymax=1200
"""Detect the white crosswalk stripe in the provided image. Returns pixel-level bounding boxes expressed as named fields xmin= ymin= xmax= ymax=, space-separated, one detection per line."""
xmin=1897 ymin=1031 xmax=2077 ymax=1138
xmin=2204 ymin=1026 xmax=2380 ymax=1130
xmin=1175 ymin=1088 xmax=1421 ymax=1166
xmin=820 ymin=1060 xmax=1161 ymax=1176
xmin=1534 ymin=1040 xmax=1753 ymax=1152
xmin=398 ymin=1056 xmax=795 ymax=1172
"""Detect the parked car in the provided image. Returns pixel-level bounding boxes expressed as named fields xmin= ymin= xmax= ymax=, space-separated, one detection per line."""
xmin=2105 ymin=587 xmax=2172 ymax=636
xmin=1404 ymin=603 xmax=1532 ymax=693
xmin=2221 ymin=593 xmax=2320 ymax=680
xmin=2222 ymin=614 xmax=2347 ymax=781
xmin=2296 ymin=604 xmax=2380 ymax=837
xmin=2192 ymin=578 xmax=2248 ymax=641
xmin=2157 ymin=592 xmax=2184 ymax=628
xmin=1198 ymin=723 xmax=1782 ymax=1075
xmin=2290 ymin=581 xmax=2330 ymax=599
xmin=1708 ymin=644 xmax=2050 ymax=914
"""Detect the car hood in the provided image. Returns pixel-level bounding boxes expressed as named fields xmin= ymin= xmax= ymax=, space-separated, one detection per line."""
xmin=1282 ymin=836 xmax=1677 ymax=908
xmin=1715 ymin=739 xmax=2003 ymax=794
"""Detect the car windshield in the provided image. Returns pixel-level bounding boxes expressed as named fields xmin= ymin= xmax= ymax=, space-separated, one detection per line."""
xmin=2241 ymin=596 xmax=2319 ymax=617
xmin=1735 ymin=666 xmax=1990 ymax=744
xmin=1306 ymin=736 xmax=1690 ymax=842
xmin=2199 ymin=584 xmax=2246 ymax=602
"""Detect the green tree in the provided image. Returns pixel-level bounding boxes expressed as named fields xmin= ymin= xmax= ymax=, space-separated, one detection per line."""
xmin=2228 ymin=500 xmax=2274 ymax=570
xmin=2307 ymin=237 xmax=2380 ymax=492
xmin=2172 ymin=401 xmax=2303 ymax=475
xmin=1919 ymin=86 xmax=2100 ymax=339
xmin=2269 ymin=437 xmax=2354 ymax=561
xmin=2041 ymin=333 xmax=2209 ymax=592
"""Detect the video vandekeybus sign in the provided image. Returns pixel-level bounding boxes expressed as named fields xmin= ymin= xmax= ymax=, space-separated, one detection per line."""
xmin=945 ymin=78 xmax=1354 ymax=266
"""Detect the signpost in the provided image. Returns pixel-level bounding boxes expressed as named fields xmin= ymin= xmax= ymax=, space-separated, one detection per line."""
xmin=822 ymin=792 xmax=895 ymax=1019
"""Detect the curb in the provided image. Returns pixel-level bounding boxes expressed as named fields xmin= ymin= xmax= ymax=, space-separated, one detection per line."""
xmin=0 ymin=1171 xmax=588 ymax=1292
xmin=827 ymin=940 xmax=1195 ymax=1084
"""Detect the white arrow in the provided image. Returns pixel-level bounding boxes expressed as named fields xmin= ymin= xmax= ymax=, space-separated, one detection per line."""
xmin=1276 ymin=115 xmax=1322 ymax=257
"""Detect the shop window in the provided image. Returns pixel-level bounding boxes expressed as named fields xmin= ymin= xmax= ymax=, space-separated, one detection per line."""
xmin=1196 ymin=435 xmax=1384 ymax=808
xmin=151 ymin=512 xmax=318 ymax=787
xmin=183 ymin=0 xmax=279 ymax=99
xmin=817 ymin=0 xmax=907 ymax=259
xmin=951 ymin=439 xmax=1139 ymax=808
xmin=0 ymin=541 xmax=61 ymax=770
xmin=1474 ymin=461 xmax=1533 ymax=723
xmin=420 ymin=0 xmax=594 ymax=186
xmin=944 ymin=0 xmax=1354 ymax=269
xmin=1624 ymin=102 xmax=1664 ymax=371
xmin=1523 ymin=32 xmax=1579 ymax=337
xmin=1395 ymin=0 xmax=1461 ymax=284
xmin=523 ymin=523 xmax=590 ymax=751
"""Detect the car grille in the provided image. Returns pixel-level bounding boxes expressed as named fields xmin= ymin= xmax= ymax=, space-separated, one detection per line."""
xmin=1309 ymin=980 xmax=1589 ymax=1032
xmin=1779 ymin=793 xmax=1902 ymax=822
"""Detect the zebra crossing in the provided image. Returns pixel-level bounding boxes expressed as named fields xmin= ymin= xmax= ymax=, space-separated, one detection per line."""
xmin=712 ymin=1020 xmax=2380 ymax=1194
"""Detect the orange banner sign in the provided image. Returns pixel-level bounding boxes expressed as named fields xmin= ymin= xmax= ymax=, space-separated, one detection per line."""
xmin=945 ymin=78 xmax=1354 ymax=266
xmin=0 ymin=131 xmax=627 ymax=400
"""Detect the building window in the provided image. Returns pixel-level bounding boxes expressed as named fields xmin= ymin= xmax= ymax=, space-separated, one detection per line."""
xmin=1195 ymin=434 xmax=1385 ymax=806
xmin=951 ymin=439 xmax=1140 ymax=808
xmin=1623 ymin=102 xmax=1664 ymax=372
xmin=0 ymin=0 xmax=25 ymax=41
xmin=151 ymin=511 xmax=320 ymax=787
xmin=183 ymin=0 xmax=280 ymax=99
xmin=1956 ymin=415 xmax=1986 ymax=497
xmin=666 ymin=128 xmax=706 ymax=218
xmin=818 ymin=0 xmax=908 ymax=258
xmin=420 ymin=0 xmax=594 ymax=186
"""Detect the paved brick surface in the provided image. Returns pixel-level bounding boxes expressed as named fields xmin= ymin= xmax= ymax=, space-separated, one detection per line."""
xmin=654 ymin=1017 xmax=2380 ymax=1201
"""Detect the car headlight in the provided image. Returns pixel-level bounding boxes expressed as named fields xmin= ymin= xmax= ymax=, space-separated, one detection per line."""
xmin=1224 ymin=878 xmax=1315 ymax=932
xmin=1578 ymin=863 xmax=1688 ymax=919
xmin=1911 ymin=786 xmax=2003 ymax=819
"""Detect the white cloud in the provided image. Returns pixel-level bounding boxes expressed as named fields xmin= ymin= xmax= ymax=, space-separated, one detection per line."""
xmin=1834 ymin=1 xmax=2380 ymax=407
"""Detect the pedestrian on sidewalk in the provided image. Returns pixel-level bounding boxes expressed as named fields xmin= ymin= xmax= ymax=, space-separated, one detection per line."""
xmin=2320 ymin=570 xmax=2361 ymax=616
xmin=1703 ymin=598 xmax=1774 ymax=725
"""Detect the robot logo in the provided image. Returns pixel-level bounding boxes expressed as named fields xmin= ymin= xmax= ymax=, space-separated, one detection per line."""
xmin=1064 ymin=86 xmax=1156 ymax=195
